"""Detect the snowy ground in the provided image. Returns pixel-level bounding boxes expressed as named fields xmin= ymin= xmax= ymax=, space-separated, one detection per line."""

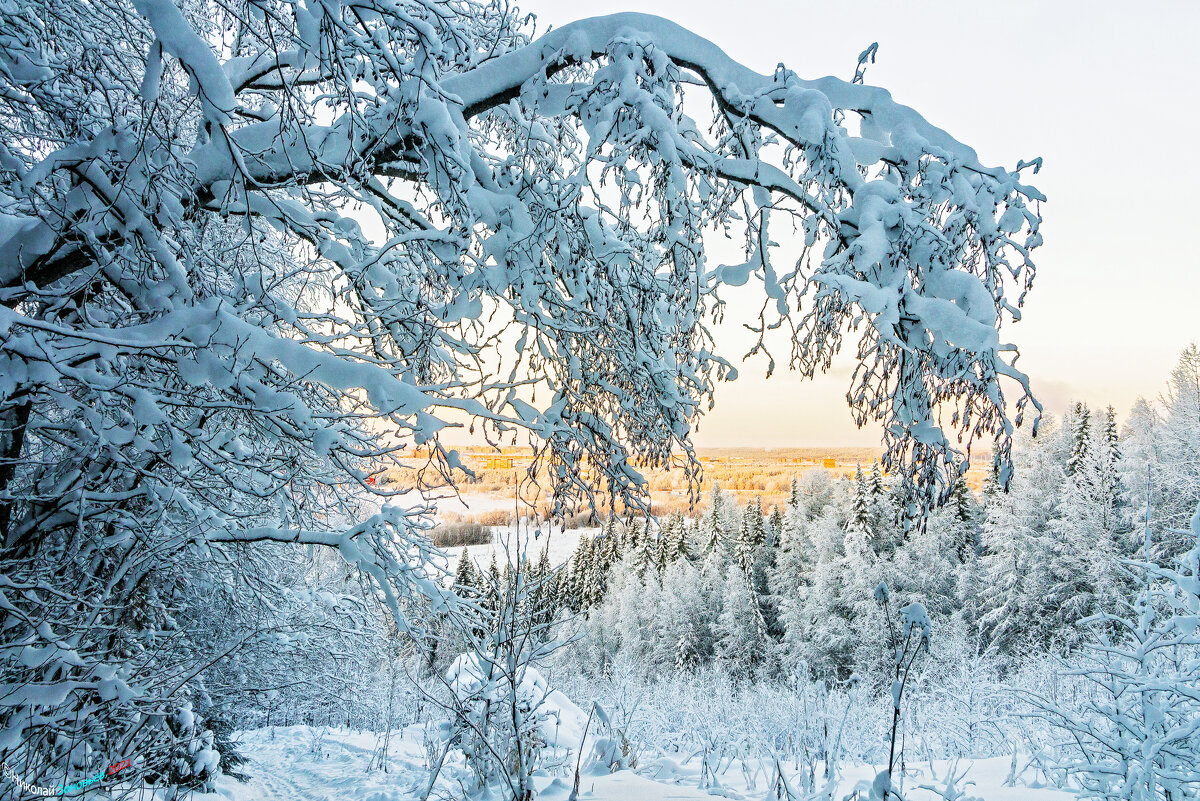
xmin=442 ymin=525 xmax=592 ymax=574
xmin=197 ymin=726 xmax=1076 ymax=801
xmin=432 ymin=492 xmax=521 ymax=516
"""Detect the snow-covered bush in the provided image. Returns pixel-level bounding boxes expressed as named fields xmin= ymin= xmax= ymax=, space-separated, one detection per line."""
xmin=429 ymin=533 xmax=575 ymax=800
xmin=903 ymin=622 xmax=1010 ymax=761
xmin=1030 ymin=504 xmax=1200 ymax=800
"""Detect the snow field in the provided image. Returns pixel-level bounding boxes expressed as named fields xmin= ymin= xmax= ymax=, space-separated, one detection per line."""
xmin=196 ymin=725 xmax=1077 ymax=801
xmin=441 ymin=525 xmax=593 ymax=575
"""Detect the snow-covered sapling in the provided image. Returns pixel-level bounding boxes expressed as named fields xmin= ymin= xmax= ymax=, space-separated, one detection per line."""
xmin=431 ymin=528 xmax=577 ymax=801
xmin=876 ymin=581 xmax=932 ymax=800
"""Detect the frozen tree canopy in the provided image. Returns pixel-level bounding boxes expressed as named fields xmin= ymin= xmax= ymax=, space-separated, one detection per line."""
xmin=0 ymin=1 xmax=1043 ymax=520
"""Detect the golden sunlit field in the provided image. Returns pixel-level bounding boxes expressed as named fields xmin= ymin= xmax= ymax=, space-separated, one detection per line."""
xmin=382 ymin=446 xmax=994 ymax=525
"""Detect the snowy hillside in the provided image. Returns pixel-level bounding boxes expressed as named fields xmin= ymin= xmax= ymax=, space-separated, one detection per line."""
xmin=198 ymin=726 xmax=1076 ymax=801
xmin=3 ymin=0 xmax=1197 ymax=797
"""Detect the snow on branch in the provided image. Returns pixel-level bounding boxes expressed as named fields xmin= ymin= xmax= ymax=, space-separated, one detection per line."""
xmin=0 ymin=0 xmax=1043 ymax=577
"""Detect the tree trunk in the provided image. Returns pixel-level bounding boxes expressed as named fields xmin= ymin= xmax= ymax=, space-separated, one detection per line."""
xmin=0 ymin=400 xmax=31 ymax=542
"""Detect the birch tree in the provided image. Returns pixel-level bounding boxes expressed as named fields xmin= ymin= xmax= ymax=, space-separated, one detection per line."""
xmin=0 ymin=0 xmax=1043 ymax=789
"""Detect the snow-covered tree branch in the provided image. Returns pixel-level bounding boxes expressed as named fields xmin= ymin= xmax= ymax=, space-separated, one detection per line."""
xmin=1 ymin=1 xmax=1043 ymax=512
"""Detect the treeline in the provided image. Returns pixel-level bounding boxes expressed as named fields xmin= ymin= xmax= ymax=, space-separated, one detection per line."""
xmin=447 ymin=346 xmax=1200 ymax=690
xmin=431 ymin=521 xmax=491 ymax=548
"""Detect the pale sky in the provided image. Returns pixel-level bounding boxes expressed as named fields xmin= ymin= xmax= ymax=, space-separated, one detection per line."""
xmin=516 ymin=0 xmax=1200 ymax=448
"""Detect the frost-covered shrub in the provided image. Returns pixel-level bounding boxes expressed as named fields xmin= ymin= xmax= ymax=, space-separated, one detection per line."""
xmin=903 ymin=622 xmax=1012 ymax=761
xmin=551 ymin=663 xmax=886 ymax=773
xmin=1031 ymin=505 xmax=1200 ymax=800
xmin=433 ymin=541 xmax=574 ymax=800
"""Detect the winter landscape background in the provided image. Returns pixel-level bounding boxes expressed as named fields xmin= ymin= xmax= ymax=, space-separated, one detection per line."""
xmin=0 ymin=0 xmax=1197 ymax=799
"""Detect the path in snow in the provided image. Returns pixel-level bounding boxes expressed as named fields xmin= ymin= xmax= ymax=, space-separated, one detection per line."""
xmin=203 ymin=727 xmax=430 ymax=801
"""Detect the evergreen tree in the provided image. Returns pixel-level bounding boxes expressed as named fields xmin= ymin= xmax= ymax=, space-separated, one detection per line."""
xmin=598 ymin=517 xmax=622 ymax=572
xmin=850 ymin=465 xmax=871 ymax=534
xmin=1102 ymin=405 xmax=1120 ymax=459
xmin=869 ymin=460 xmax=885 ymax=498
xmin=735 ymin=497 xmax=766 ymax=576
xmin=701 ymin=483 xmax=730 ymax=560
xmin=978 ymin=433 xmax=1063 ymax=656
xmin=891 ymin=508 xmax=961 ymax=620
xmin=866 ymin=460 xmax=900 ymax=548
xmin=1067 ymin=401 xmax=1092 ymax=476
xmin=659 ymin=512 xmax=689 ymax=567
xmin=1120 ymin=396 xmax=1162 ymax=549
xmin=738 ymin=496 xmax=781 ymax=640
xmin=476 ymin=552 xmax=502 ymax=618
xmin=1113 ymin=365 xmax=1200 ymax=557
xmin=621 ymin=518 xmax=641 ymax=555
xmin=700 ymin=540 xmax=726 ymax=581
xmin=564 ymin=536 xmax=591 ymax=612
xmin=655 ymin=558 xmax=712 ymax=670
xmin=767 ymin=504 xmax=784 ymax=546
xmin=585 ymin=536 xmax=608 ymax=609
xmin=786 ymin=511 xmax=854 ymax=679
xmin=593 ymin=556 xmax=658 ymax=664
xmin=946 ymin=475 xmax=978 ymax=562
xmin=772 ymin=503 xmax=814 ymax=601
xmin=1049 ymin=423 xmax=1127 ymax=629
xmin=1156 ymin=344 xmax=1200 ymax=546
xmin=716 ymin=565 xmax=769 ymax=679
xmin=454 ymin=548 xmax=478 ymax=597
xmin=632 ymin=519 xmax=658 ymax=576
xmin=949 ymin=474 xmax=973 ymax=523
xmin=842 ymin=516 xmax=886 ymax=683
xmin=981 ymin=460 xmax=1003 ymax=502
xmin=595 ymin=534 xmax=614 ymax=609
xmin=530 ymin=548 xmax=556 ymax=630
xmin=675 ymin=515 xmax=694 ymax=562
xmin=1097 ymin=406 xmax=1124 ymax=532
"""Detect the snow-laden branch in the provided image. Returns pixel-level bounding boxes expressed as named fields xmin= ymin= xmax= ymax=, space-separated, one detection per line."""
xmin=0 ymin=0 xmax=1046 ymax=538
xmin=0 ymin=2 xmax=1046 ymax=785
xmin=443 ymin=12 xmax=1035 ymax=188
